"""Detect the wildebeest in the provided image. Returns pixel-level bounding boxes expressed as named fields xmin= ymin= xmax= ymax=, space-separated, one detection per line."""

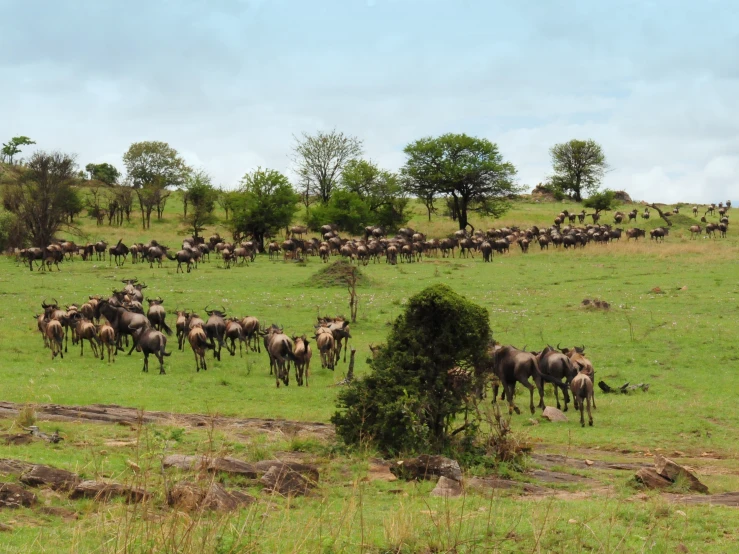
xmin=239 ymin=316 xmax=261 ymax=353
xmin=146 ymin=298 xmax=172 ymax=335
xmin=317 ymin=317 xmax=351 ymax=364
xmin=175 ymin=310 xmax=190 ymax=350
xmin=224 ymin=318 xmax=246 ymax=357
xmin=166 ymin=250 xmax=193 ymax=273
xmin=719 ymin=222 xmax=728 ymax=238
xmin=536 ymin=345 xmax=575 ymax=411
xmin=292 ymin=335 xmax=312 ymax=386
xmin=559 ymin=345 xmax=596 ymax=409
xmin=626 ymin=228 xmax=646 ymax=241
xmin=570 ymin=372 xmax=594 ymax=427
xmin=262 ymin=324 xmax=296 ymax=387
xmin=46 ymin=319 xmax=65 ymax=359
xmin=96 ymin=300 xmax=150 ymax=355
xmin=204 ymin=306 xmax=227 ymax=361
xmin=492 ymin=345 xmax=566 ymax=415
xmin=692 ymin=206 xmax=698 ymax=217
xmin=130 ymin=326 xmax=171 ymax=374
xmin=98 ymin=322 xmax=116 ymax=363
xmin=188 ymin=326 xmax=212 ymax=371
xmin=650 ymin=227 xmax=667 ymax=241
xmin=314 ymin=327 xmax=335 ymax=370
xmin=689 ymin=225 xmax=702 ymax=239
xmin=480 ymin=241 xmax=493 ymax=262
xmin=109 ymin=240 xmax=129 ymax=266
xmin=69 ymin=312 xmax=101 ymax=358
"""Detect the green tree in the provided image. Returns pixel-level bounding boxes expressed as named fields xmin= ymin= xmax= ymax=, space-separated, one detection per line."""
xmin=307 ymin=190 xmax=372 ymax=235
xmin=582 ymin=189 xmax=617 ymax=215
xmin=183 ymin=171 xmax=218 ymax=238
xmin=216 ymin=187 xmax=240 ymax=220
xmin=1 ymin=136 xmax=35 ymax=164
xmin=85 ymin=162 xmax=120 ymax=185
xmin=548 ymin=139 xmax=608 ymax=202
xmin=1 ymin=151 xmax=80 ymax=247
xmin=340 ymin=159 xmax=409 ymax=231
xmin=292 ymin=130 xmax=363 ymax=204
xmin=401 ymin=134 xmax=518 ymax=231
xmin=231 ymin=168 xmax=299 ymax=251
xmin=332 ymin=284 xmax=491 ymax=455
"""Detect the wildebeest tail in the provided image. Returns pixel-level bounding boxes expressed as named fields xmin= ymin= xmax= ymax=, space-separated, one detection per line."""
xmin=283 ymin=339 xmax=298 ymax=362
xmin=160 ymin=320 xmax=173 ymax=336
xmin=534 ymin=360 xmax=570 ymax=393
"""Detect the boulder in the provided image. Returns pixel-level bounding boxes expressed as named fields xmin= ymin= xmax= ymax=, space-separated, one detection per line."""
xmin=162 ymin=455 xmax=258 ymax=478
xmin=0 ymin=459 xmax=35 ymax=476
xmin=69 ymin=481 xmax=151 ymax=503
xmin=168 ymin=481 xmax=255 ymax=512
xmin=20 ymin=465 xmax=80 ymax=491
xmin=541 ymin=407 xmax=568 ymax=422
xmin=2 ymin=434 xmax=34 ymax=445
xmin=260 ymin=465 xmax=316 ymax=496
xmin=654 ymin=455 xmax=708 ymax=494
xmin=253 ymin=460 xmax=320 ymax=483
xmin=366 ymin=459 xmax=397 ymax=482
xmin=392 ymin=455 xmax=462 ymax=483
xmin=0 ymin=483 xmax=36 ymax=508
xmin=635 ymin=468 xmax=672 ymax=490
xmin=430 ymin=476 xmax=464 ymax=498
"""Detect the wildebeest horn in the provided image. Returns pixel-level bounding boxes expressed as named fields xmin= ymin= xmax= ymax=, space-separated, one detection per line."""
xmin=52 ymin=298 xmax=58 ymax=307
xmin=41 ymin=299 xmax=48 ymax=308
xmin=556 ymin=342 xmax=562 ymax=351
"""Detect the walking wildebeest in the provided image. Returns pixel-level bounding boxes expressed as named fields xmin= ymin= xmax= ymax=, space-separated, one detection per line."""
xmin=535 ymin=345 xmax=576 ymax=411
xmin=262 ymin=324 xmax=296 ymax=387
xmin=146 ymin=298 xmax=172 ymax=335
xmin=570 ymin=372 xmax=594 ymax=427
xmin=292 ymin=335 xmax=312 ymax=386
xmin=204 ymin=306 xmax=228 ymax=361
xmin=130 ymin=326 xmax=171 ymax=374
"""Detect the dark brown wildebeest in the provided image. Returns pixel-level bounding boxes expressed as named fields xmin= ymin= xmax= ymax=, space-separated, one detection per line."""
xmin=267 ymin=242 xmax=280 ymax=260
xmin=650 ymin=227 xmax=667 ymax=241
xmin=705 ymin=223 xmax=719 ymax=238
xmin=289 ymin=225 xmax=308 ymax=238
xmin=719 ymin=222 xmax=728 ymax=238
xmin=570 ymin=372 xmax=594 ymax=427
xmin=188 ymin=326 xmax=212 ymax=371
xmin=385 ymin=245 xmax=398 ymax=265
xmin=292 ymin=335 xmax=312 ymax=386
xmin=109 ymin=240 xmax=129 ymax=266
xmin=492 ymin=345 xmax=566 ymax=415
xmin=480 ymin=241 xmax=493 ymax=262
xmin=317 ymin=317 xmax=352 ymax=364
xmin=614 ymin=212 xmax=624 ymax=224
xmin=204 ymin=306 xmax=227 ymax=361
xmin=146 ymin=298 xmax=172 ymax=335
xmin=262 ymin=324 xmax=296 ymax=387
xmin=626 ymin=228 xmax=646 ymax=241
xmin=94 ymin=240 xmax=107 ymax=260
xmin=559 ymin=345 xmax=596 ymax=409
xmin=319 ymin=244 xmax=330 ymax=263
xmin=536 ymin=345 xmax=576 ymax=411
xmin=314 ymin=327 xmax=335 ymax=370
xmin=689 ymin=225 xmax=702 ymax=239
xmin=69 ymin=312 xmax=101 ymax=358
xmin=130 ymin=326 xmax=171 ymax=374
xmin=628 ymin=209 xmax=638 ymax=222
xmin=538 ymin=235 xmax=551 ymax=250
xmin=166 ymin=250 xmax=193 ymax=273
xmin=96 ymin=299 xmax=150 ymax=355
xmin=518 ymin=238 xmax=530 ymax=253
xmin=224 ymin=318 xmax=246 ymax=357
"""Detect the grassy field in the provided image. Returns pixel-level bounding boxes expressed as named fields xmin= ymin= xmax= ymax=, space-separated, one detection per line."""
xmin=1 ymin=195 xmax=738 ymax=552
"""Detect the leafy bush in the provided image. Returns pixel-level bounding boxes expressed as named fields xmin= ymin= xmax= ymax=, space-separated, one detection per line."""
xmin=332 ymin=284 xmax=491 ymax=455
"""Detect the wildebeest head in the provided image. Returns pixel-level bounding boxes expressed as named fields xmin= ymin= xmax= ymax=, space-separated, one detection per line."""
xmin=204 ymin=305 xmax=227 ymax=317
xmin=147 ymin=297 xmax=164 ymax=306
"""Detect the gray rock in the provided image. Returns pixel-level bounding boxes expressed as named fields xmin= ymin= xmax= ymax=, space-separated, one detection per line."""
xmin=392 ymin=455 xmax=462 ymax=482
xmin=541 ymin=407 xmax=568 ymax=422
xmin=0 ymin=483 xmax=36 ymax=508
xmin=430 ymin=476 xmax=464 ymax=498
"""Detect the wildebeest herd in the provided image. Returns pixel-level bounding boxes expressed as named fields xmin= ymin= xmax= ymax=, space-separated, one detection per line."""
xmin=13 ymin=200 xmax=731 ymax=272
xmin=33 ymin=278 xmax=353 ymax=388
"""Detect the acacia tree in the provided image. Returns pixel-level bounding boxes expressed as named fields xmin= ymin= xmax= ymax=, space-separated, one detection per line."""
xmin=582 ymin=189 xmax=617 ymax=215
xmin=332 ymin=284 xmax=491 ymax=455
xmin=230 ymin=168 xmax=299 ymax=251
xmin=548 ymin=139 xmax=608 ymax=202
xmin=1 ymin=136 xmax=35 ymax=164
xmin=292 ymin=130 xmax=363 ymax=204
xmin=1 ymin=151 xmax=80 ymax=246
xmin=183 ymin=171 xmax=218 ymax=238
xmin=401 ymin=134 xmax=518 ymax=231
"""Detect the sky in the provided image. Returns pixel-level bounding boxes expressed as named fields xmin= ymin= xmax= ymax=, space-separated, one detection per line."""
xmin=2 ymin=0 xmax=737 ymax=203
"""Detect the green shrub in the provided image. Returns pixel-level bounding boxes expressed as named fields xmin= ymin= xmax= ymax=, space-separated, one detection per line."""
xmin=332 ymin=284 xmax=491 ymax=455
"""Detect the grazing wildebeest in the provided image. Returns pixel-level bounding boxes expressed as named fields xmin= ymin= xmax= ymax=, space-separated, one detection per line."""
xmin=204 ymin=306 xmax=227 ymax=361
xmin=292 ymin=335 xmax=312 ymax=386
xmin=536 ymin=345 xmax=576 ymax=411
xmin=262 ymin=324 xmax=296 ymax=387
xmin=570 ymin=372 xmax=594 ymax=427
xmin=188 ymin=326 xmax=212 ymax=371
xmin=146 ymin=298 xmax=172 ymax=335
xmin=130 ymin=326 xmax=171 ymax=374
xmin=689 ymin=225 xmax=702 ymax=239
xmin=166 ymin=249 xmax=193 ymax=273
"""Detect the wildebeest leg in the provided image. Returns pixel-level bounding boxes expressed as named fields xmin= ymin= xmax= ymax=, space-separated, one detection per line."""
xmin=586 ymin=393 xmax=593 ymax=426
xmin=127 ymin=339 xmax=137 ymax=356
xmin=516 ymin=376 xmax=536 ymax=414
xmin=553 ymin=383 xmax=561 ymax=410
xmin=158 ymin=353 xmax=165 ymax=374
xmin=504 ymin=382 xmax=518 ymax=415
xmin=579 ymin=393 xmax=585 ymax=427
xmin=142 ymin=352 xmax=149 ymax=372
xmin=491 ymin=382 xmax=499 ymax=404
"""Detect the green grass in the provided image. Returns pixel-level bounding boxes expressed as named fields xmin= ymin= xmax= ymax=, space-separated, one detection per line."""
xmin=1 ymin=195 xmax=738 ymax=551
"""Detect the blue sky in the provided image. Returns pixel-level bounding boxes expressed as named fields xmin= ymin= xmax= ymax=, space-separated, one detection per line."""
xmin=2 ymin=0 xmax=737 ymax=202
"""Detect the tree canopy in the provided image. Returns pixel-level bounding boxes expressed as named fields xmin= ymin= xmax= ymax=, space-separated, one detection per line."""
xmin=401 ymin=134 xmax=518 ymax=231
xmin=548 ymin=139 xmax=608 ymax=202
xmin=332 ymin=283 xmax=491 ymax=455
xmin=292 ymin=130 xmax=363 ymax=204
xmin=230 ymin=168 xmax=299 ymax=250
xmin=85 ymin=162 xmax=120 ymax=185
xmin=1 ymin=136 xmax=36 ymax=164
xmin=122 ymin=141 xmax=190 ymax=189
xmin=582 ymin=189 xmax=617 ymax=214
xmin=183 ymin=171 xmax=218 ymax=238
xmin=1 ymin=151 xmax=81 ymax=247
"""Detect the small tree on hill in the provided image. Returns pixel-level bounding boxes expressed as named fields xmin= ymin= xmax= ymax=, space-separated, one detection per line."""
xmin=1 ymin=136 xmax=35 ymax=164
xmin=332 ymin=284 xmax=491 ymax=455
xmin=183 ymin=171 xmax=218 ymax=239
xmin=548 ymin=139 xmax=608 ymax=201
xmin=582 ymin=189 xmax=617 ymax=215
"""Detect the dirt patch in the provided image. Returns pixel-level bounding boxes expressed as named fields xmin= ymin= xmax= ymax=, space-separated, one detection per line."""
xmin=0 ymin=402 xmax=333 ymax=441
